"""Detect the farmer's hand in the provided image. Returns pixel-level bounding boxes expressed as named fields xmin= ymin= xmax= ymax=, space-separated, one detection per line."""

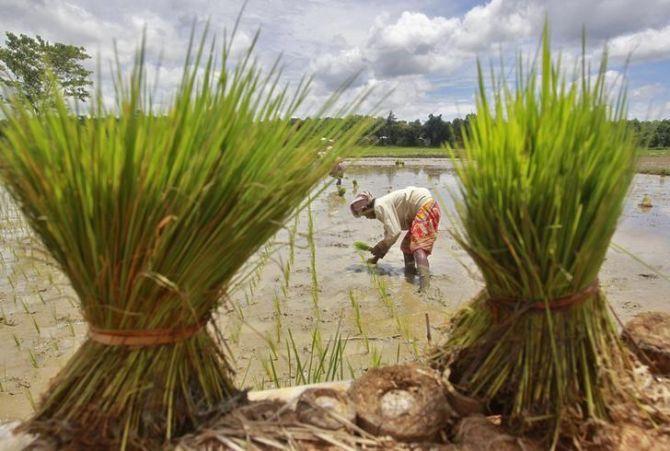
xmin=367 ymin=256 xmax=380 ymax=265
xmin=371 ymin=242 xmax=388 ymax=259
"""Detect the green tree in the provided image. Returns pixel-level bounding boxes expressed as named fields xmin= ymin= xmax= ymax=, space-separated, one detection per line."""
xmin=377 ymin=110 xmax=398 ymax=145
xmin=422 ymin=113 xmax=453 ymax=147
xmin=0 ymin=32 xmax=92 ymax=109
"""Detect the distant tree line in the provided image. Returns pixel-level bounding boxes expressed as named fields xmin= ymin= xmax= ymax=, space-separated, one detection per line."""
xmin=628 ymin=119 xmax=670 ymax=148
xmin=294 ymin=112 xmax=670 ymax=149
xmin=364 ymin=111 xmax=477 ymax=148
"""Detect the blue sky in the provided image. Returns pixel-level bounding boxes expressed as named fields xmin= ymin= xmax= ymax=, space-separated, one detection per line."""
xmin=1 ymin=0 xmax=669 ymax=120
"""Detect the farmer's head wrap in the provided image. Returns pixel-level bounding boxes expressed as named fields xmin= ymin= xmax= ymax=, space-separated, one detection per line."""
xmin=350 ymin=191 xmax=374 ymax=217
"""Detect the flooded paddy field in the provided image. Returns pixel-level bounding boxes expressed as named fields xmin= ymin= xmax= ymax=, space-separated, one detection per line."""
xmin=1 ymin=158 xmax=668 ymax=421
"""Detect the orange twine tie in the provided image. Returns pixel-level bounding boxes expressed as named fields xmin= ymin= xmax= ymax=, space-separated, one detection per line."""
xmin=486 ymin=279 xmax=600 ymax=322
xmin=88 ymin=316 xmax=210 ymax=347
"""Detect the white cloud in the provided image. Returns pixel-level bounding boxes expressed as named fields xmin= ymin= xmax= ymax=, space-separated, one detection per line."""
xmin=310 ymin=1 xmax=543 ymax=117
xmin=451 ymin=0 xmax=540 ymax=51
xmin=546 ymin=0 xmax=670 ymax=41
xmin=363 ymin=2 xmax=542 ymax=78
xmin=310 ymin=47 xmax=370 ymax=89
xmin=631 ymin=83 xmax=666 ymax=101
xmin=608 ymin=24 xmax=670 ymax=62
xmin=364 ymin=12 xmax=465 ymax=77
xmin=1 ymin=0 xmax=669 ymax=119
xmin=628 ymin=83 xmax=669 ymax=119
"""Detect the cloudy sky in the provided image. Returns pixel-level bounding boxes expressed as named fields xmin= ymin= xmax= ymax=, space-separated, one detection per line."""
xmin=2 ymin=0 xmax=670 ymax=120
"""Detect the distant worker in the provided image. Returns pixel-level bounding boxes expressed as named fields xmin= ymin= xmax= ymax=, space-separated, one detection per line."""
xmin=350 ymin=187 xmax=440 ymax=291
xmin=330 ymin=157 xmax=345 ymax=186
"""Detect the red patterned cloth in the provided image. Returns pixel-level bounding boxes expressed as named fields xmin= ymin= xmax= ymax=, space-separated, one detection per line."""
xmin=400 ymin=200 xmax=441 ymax=255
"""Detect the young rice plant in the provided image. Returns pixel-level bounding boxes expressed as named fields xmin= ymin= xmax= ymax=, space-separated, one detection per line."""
xmin=0 ymin=29 xmax=370 ymax=448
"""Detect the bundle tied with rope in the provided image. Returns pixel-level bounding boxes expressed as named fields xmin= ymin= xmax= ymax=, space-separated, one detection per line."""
xmin=0 ymin=27 xmax=371 ymax=449
xmin=429 ymin=26 xmax=655 ymax=446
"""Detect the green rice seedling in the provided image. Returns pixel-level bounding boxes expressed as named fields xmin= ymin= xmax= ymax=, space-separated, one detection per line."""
xmin=306 ymin=199 xmax=320 ymax=314
xmin=280 ymin=256 xmax=291 ymax=292
xmin=610 ymin=242 xmax=670 ymax=282
xmin=288 ymin=214 xmax=299 ymax=267
xmin=273 ymin=293 xmax=283 ymax=342
xmin=28 ymin=350 xmax=38 ymax=368
xmin=24 ymin=388 xmax=36 ymax=412
xmin=348 ymin=289 xmax=363 ymax=334
xmin=232 ymin=299 xmax=245 ymax=321
xmin=237 ymin=357 xmax=253 ymax=387
xmin=432 ymin=26 xmax=650 ymax=444
xmin=0 ymin=26 xmax=371 ymax=447
xmin=66 ymin=321 xmax=75 ymax=338
xmin=283 ymin=322 xmax=349 ymax=387
xmin=12 ymin=334 xmax=20 ymax=348
xmin=369 ymin=345 xmax=383 ymax=368
xmin=31 ymin=316 xmax=40 ymax=335
xmin=336 ymin=186 xmax=346 ymax=197
xmin=307 ymin=197 xmax=321 ymax=319
xmin=261 ymin=352 xmax=280 ymax=387
xmin=265 ymin=330 xmax=278 ymax=359
xmin=374 ymin=274 xmax=394 ymax=312
xmin=353 ymin=240 xmax=372 ymax=252
xmin=639 ymin=194 xmax=653 ymax=208
xmin=347 ymin=361 xmax=356 ymax=380
xmin=311 ymin=322 xmax=325 ymax=356
xmin=227 ymin=317 xmax=242 ymax=345
xmin=394 ymin=314 xmax=417 ymax=355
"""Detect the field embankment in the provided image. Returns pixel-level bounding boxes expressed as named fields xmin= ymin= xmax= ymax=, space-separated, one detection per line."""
xmin=351 ymin=146 xmax=670 ymax=174
xmin=638 ymin=148 xmax=670 ymax=175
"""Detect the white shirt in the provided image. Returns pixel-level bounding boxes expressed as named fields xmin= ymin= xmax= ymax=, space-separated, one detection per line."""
xmin=373 ymin=186 xmax=433 ymax=249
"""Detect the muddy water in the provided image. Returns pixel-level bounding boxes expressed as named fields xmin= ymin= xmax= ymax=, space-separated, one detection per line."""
xmin=0 ymin=158 xmax=668 ymax=421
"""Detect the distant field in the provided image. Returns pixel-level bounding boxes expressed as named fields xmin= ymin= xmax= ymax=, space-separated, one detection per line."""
xmin=637 ymin=148 xmax=670 ymax=175
xmin=637 ymin=147 xmax=670 ymax=157
xmin=348 ymin=146 xmax=452 ymax=158
xmin=347 ymin=146 xmax=669 ymax=175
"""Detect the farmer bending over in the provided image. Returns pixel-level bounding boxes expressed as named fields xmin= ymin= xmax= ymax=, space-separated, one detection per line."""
xmin=350 ymin=187 xmax=440 ymax=291
xmin=330 ymin=158 xmax=345 ymax=186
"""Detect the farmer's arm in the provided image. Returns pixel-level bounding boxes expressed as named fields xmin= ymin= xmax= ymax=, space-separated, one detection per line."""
xmin=371 ymin=209 xmax=401 ymax=259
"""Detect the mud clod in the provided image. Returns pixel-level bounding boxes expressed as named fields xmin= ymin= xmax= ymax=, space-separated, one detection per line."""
xmin=348 ymin=363 xmax=452 ymax=442
xmin=622 ymin=311 xmax=670 ymax=375
xmin=295 ymin=388 xmax=356 ymax=430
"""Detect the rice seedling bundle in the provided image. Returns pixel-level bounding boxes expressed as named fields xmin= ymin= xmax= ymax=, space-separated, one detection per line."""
xmin=353 ymin=240 xmax=372 ymax=251
xmin=434 ymin=28 xmax=643 ymax=443
xmin=0 ymin=32 xmax=369 ymax=448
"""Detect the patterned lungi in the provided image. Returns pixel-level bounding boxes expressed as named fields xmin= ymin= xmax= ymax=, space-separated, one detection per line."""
xmin=400 ymin=200 xmax=441 ymax=255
